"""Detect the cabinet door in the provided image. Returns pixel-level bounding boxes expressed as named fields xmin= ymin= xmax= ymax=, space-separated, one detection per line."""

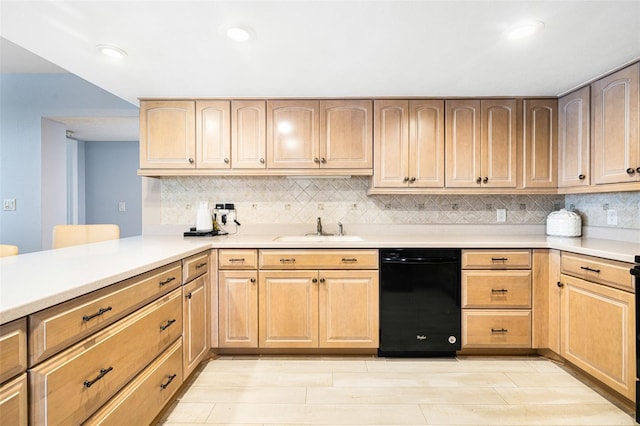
xmin=320 ymin=100 xmax=372 ymax=169
xmin=218 ymin=271 xmax=258 ymax=348
xmin=409 ymin=100 xmax=445 ymax=187
xmin=523 ymin=99 xmax=557 ymax=188
xmin=0 ymin=373 xmax=27 ymax=426
xmin=139 ymin=100 xmax=195 ymax=169
xmin=373 ymin=100 xmax=409 ymax=187
xmin=182 ymin=275 xmax=209 ymax=378
xmin=481 ymin=99 xmax=517 ymax=188
xmin=547 ymin=250 xmax=561 ymax=355
xmin=259 ymin=271 xmax=318 ymax=348
xmin=319 ymin=270 xmax=379 ymax=348
xmin=195 ymin=100 xmax=230 ymax=168
xmin=445 ymin=100 xmax=482 ymax=187
xmin=267 ymin=100 xmax=320 ymax=168
xmin=561 ymin=274 xmax=635 ymax=401
xmin=592 ymin=63 xmax=640 ymax=184
xmin=232 ymin=100 xmax=266 ymax=169
xmin=558 ymin=87 xmax=591 ymax=187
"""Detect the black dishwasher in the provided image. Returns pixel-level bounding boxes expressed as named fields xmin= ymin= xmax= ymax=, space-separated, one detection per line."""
xmin=379 ymin=248 xmax=461 ymax=356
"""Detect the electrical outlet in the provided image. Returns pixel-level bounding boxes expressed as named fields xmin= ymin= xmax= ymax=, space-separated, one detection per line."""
xmin=118 ymin=201 xmax=126 ymax=212
xmin=496 ymin=208 xmax=506 ymax=222
xmin=606 ymin=209 xmax=618 ymax=225
xmin=3 ymin=199 xmax=16 ymax=211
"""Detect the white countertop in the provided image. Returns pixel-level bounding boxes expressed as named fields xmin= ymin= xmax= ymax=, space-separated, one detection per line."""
xmin=1 ymin=227 xmax=638 ymax=325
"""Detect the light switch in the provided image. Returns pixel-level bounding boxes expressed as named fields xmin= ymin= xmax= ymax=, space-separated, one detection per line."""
xmin=118 ymin=201 xmax=126 ymax=212
xmin=496 ymin=209 xmax=506 ymax=222
xmin=3 ymin=199 xmax=16 ymax=211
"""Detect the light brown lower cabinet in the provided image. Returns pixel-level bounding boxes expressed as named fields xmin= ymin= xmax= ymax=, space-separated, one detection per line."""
xmin=560 ymin=273 xmax=636 ymax=401
xmin=218 ymin=270 xmax=259 ymax=348
xmin=462 ymin=310 xmax=532 ymax=348
xmin=29 ymin=289 xmax=183 ymax=425
xmin=183 ymin=274 xmax=210 ymax=377
xmin=259 ymin=270 xmax=379 ymax=349
xmin=84 ymin=339 xmax=183 ymax=426
xmin=0 ymin=373 xmax=27 ymax=426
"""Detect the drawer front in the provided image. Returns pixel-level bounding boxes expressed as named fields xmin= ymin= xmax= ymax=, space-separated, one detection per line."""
xmin=219 ymin=249 xmax=258 ymax=269
xmin=462 ymin=310 xmax=532 ymax=348
xmin=30 ymin=289 xmax=182 ymax=426
xmin=85 ymin=339 xmax=183 ymax=426
xmin=0 ymin=318 xmax=27 ymax=384
xmin=260 ymin=249 xmax=378 ymax=269
xmin=183 ymin=251 xmax=209 ymax=283
xmin=29 ymin=262 xmax=182 ymax=366
xmin=561 ymin=252 xmax=634 ymax=291
xmin=462 ymin=250 xmax=531 ymax=269
xmin=462 ymin=270 xmax=532 ymax=308
xmin=0 ymin=373 xmax=28 ymax=426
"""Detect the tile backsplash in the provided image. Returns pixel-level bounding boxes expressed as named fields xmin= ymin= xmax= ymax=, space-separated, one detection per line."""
xmin=566 ymin=192 xmax=640 ymax=229
xmin=159 ymin=176 xmax=568 ymax=226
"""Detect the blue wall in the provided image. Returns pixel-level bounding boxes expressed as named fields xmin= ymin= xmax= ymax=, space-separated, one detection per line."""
xmin=0 ymin=73 xmax=138 ymax=253
xmin=84 ymin=141 xmax=141 ymax=237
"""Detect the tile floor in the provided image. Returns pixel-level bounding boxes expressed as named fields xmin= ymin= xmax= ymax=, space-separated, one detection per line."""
xmin=157 ymin=356 xmax=637 ymax=425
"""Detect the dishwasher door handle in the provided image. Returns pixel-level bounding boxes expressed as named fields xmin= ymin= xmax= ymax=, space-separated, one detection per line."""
xmin=381 ymin=258 xmax=459 ymax=264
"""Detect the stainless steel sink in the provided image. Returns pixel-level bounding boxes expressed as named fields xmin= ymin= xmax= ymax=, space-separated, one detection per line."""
xmin=273 ymin=235 xmax=364 ymax=242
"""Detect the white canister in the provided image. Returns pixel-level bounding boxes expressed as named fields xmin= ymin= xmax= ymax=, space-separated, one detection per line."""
xmin=546 ymin=209 xmax=582 ymax=237
xmin=195 ymin=201 xmax=212 ymax=232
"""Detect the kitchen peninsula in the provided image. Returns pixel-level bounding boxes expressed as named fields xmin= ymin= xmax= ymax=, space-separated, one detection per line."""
xmin=0 ymin=226 xmax=637 ymax=424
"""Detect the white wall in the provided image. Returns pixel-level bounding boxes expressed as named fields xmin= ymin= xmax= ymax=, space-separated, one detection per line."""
xmin=40 ymin=118 xmax=68 ymax=249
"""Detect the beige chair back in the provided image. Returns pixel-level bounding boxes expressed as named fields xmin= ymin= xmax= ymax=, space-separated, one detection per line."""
xmin=0 ymin=244 xmax=19 ymax=257
xmin=52 ymin=224 xmax=120 ymax=249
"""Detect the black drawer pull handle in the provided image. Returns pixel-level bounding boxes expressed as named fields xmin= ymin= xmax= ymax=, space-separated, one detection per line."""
xmin=491 ymin=257 xmax=509 ymax=262
xmin=229 ymin=258 xmax=245 ymax=263
xmin=491 ymin=328 xmax=508 ymax=333
xmin=160 ymin=319 xmax=176 ymax=331
xmin=195 ymin=262 xmax=207 ymax=269
xmin=84 ymin=367 xmax=113 ymax=388
xmin=160 ymin=276 xmax=176 ymax=286
xmin=491 ymin=289 xmax=509 ymax=293
xmin=341 ymin=258 xmax=358 ymax=263
xmin=280 ymin=258 xmax=296 ymax=263
xmin=580 ymin=266 xmax=601 ymax=273
xmin=82 ymin=306 xmax=112 ymax=322
xmin=160 ymin=373 xmax=177 ymax=390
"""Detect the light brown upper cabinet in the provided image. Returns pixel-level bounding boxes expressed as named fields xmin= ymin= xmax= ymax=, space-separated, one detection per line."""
xmin=372 ymin=100 xmax=445 ymax=188
xmin=522 ymin=99 xmax=557 ymax=188
xmin=232 ymin=100 xmax=266 ymax=169
xmin=267 ymin=100 xmax=372 ymax=170
xmin=592 ymin=63 xmax=640 ymax=184
xmin=446 ymin=100 xmax=517 ymax=188
xmin=196 ymin=100 xmax=231 ymax=169
xmin=558 ymin=87 xmax=590 ymax=188
xmin=140 ymin=100 xmax=196 ymax=169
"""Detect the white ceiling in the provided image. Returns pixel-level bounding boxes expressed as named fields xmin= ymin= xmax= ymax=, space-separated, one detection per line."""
xmin=1 ymin=1 xmax=640 ymax=106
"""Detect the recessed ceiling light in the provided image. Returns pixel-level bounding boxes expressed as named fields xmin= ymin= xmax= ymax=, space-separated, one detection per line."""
xmin=507 ymin=21 xmax=545 ymax=40
xmin=226 ymin=26 xmax=253 ymax=42
xmin=96 ymin=44 xmax=128 ymax=59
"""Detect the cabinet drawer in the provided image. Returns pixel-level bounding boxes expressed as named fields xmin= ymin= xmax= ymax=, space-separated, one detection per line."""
xmin=183 ymin=251 xmax=209 ymax=283
xmin=462 ymin=250 xmax=531 ymax=269
xmin=561 ymin=252 xmax=634 ymax=291
xmin=219 ymin=249 xmax=258 ymax=269
xmin=462 ymin=310 xmax=532 ymax=348
xmin=260 ymin=249 xmax=378 ymax=269
xmin=0 ymin=318 xmax=27 ymax=384
xmin=462 ymin=270 xmax=531 ymax=308
xmin=85 ymin=339 xmax=183 ymax=426
xmin=30 ymin=289 xmax=182 ymax=426
xmin=29 ymin=262 xmax=182 ymax=366
xmin=0 ymin=373 xmax=27 ymax=426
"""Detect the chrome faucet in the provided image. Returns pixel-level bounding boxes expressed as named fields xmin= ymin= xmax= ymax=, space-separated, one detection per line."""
xmin=316 ymin=217 xmax=323 ymax=235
